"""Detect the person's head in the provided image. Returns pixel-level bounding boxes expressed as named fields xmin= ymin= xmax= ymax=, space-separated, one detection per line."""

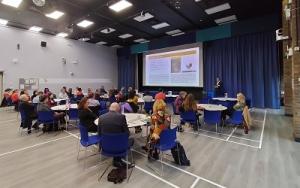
xmin=120 ymin=87 xmax=125 ymax=92
xmin=128 ymin=90 xmax=136 ymax=99
xmin=60 ymin=88 xmax=66 ymax=93
xmin=40 ymin=95 xmax=49 ymax=104
xmin=155 ymin=92 xmax=165 ymax=100
xmin=216 ymin=77 xmax=220 ymax=82
xmin=20 ymin=89 xmax=29 ymax=95
xmin=77 ymin=88 xmax=82 ymax=92
xmin=68 ymin=88 xmax=72 ymax=93
xmin=63 ymin=86 xmax=67 ymax=91
xmin=179 ymin=91 xmax=187 ymax=99
xmin=12 ymin=89 xmax=19 ymax=94
xmin=109 ymin=102 xmax=120 ymax=112
xmin=78 ymin=97 xmax=89 ymax=110
xmin=88 ymin=88 xmax=92 ymax=92
xmin=237 ymin=93 xmax=245 ymax=104
xmin=19 ymin=94 xmax=29 ymax=102
xmin=37 ymin=91 xmax=43 ymax=96
xmin=88 ymin=92 xmax=94 ymax=99
xmin=33 ymin=90 xmax=38 ymax=96
xmin=183 ymin=94 xmax=196 ymax=111
xmin=101 ymin=85 xmax=105 ymax=90
xmin=153 ymin=99 xmax=166 ymax=115
xmin=128 ymin=87 xmax=133 ymax=92
xmin=44 ymin=88 xmax=49 ymax=93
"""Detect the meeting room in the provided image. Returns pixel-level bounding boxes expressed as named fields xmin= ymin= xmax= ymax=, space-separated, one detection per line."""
xmin=0 ymin=0 xmax=298 ymax=188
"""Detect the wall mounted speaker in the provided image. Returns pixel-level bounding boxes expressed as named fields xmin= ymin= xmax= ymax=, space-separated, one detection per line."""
xmin=41 ymin=41 xmax=47 ymax=47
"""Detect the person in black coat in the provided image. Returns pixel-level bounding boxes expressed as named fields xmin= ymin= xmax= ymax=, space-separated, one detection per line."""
xmin=78 ymin=97 xmax=98 ymax=133
xmin=214 ymin=77 xmax=225 ymax=97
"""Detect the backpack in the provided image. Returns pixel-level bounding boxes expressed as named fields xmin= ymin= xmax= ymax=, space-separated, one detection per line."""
xmin=107 ymin=168 xmax=126 ymax=184
xmin=171 ymin=142 xmax=190 ymax=166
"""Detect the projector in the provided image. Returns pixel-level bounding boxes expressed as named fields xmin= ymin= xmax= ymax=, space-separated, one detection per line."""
xmin=32 ymin=0 xmax=46 ymax=7
xmin=276 ymin=29 xmax=289 ymax=42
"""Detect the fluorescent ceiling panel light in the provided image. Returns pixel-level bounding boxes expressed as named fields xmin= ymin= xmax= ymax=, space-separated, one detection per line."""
xmin=140 ymin=40 xmax=149 ymax=43
xmin=29 ymin=26 xmax=42 ymax=32
xmin=205 ymin=3 xmax=231 ymax=15
xmin=77 ymin=20 xmax=94 ymax=28
xmin=78 ymin=37 xmax=90 ymax=42
xmin=109 ymin=0 xmax=132 ymax=12
xmin=215 ymin=15 xmax=237 ymax=25
xmin=166 ymin=29 xmax=182 ymax=35
xmin=0 ymin=18 xmax=8 ymax=25
xmin=152 ymin=22 xmax=170 ymax=29
xmin=172 ymin=32 xmax=185 ymax=36
xmin=134 ymin=38 xmax=147 ymax=43
xmin=46 ymin=10 xmax=65 ymax=19
xmin=96 ymin=41 xmax=107 ymax=45
xmin=111 ymin=45 xmax=123 ymax=48
xmin=1 ymin=0 xmax=22 ymax=8
xmin=56 ymin=32 xmax=68 ymax=37
xmin=133 ymin=13 xmax=154 ymax=22
xmin=118 ymin=33 xmax=133 ymax=39
xmin=100 ymin=27 xmax=116 ymax=34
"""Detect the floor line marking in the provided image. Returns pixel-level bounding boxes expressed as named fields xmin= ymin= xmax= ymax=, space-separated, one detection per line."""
xmin=190 ymin=178 xmax=200 ymax=188
xmin=132 ymin=149 xmax=226 ymax=188
xmin=0 ymin=119 xmax=19 ymax=123
xmin=259 ymin=110 xmax=267 ymax=149
xmin=226 ymin=127 xmax=237 ymax=141
xmin=0 ymin=135 xmax=72 ymax=158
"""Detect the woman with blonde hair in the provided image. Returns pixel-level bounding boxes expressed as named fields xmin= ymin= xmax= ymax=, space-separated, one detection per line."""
xmin=233 ymin=92 xmax=251 ymax=134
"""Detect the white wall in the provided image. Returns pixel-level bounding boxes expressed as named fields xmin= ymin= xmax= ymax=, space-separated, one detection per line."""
xmin=0 ymin=26 xmax=118 ymax=95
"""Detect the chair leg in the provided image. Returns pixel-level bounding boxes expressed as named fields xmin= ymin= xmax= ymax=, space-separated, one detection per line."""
xmin=77 ymin=143 xmax=81 ymax=160
xmin=160 ymin=152 xmax=164 ymax=176
xmin=215 ymin=123 xmax=218 ymax=133
xmin=98 ymin=160 xmax=111 ymax=182
xmin=84 ymin=147 xmax=87 ymax=169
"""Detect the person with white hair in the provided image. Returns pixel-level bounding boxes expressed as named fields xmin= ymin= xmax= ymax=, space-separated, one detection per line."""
xmin=98 ymin=102 xmax=134 ymax=168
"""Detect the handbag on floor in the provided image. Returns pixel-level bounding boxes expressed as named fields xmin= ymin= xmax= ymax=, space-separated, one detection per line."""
xmin=171 ymin=142 xmax=190 ymax=166
xmin=107 ymin=168 xmax=126 ymax=184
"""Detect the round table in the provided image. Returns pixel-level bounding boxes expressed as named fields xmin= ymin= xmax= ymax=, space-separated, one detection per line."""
xmin=197 ymin=104 xmax=227 ymax=111
xmin=138 ymin=98 xmax=155 ymax=104
xmin=94 ymin=113 xmax=149 ymax=128
xmin=166 ymin=94 xmax=179 ymax=98
xmin=212 ymin=97 xmax=237 ymax=102
xmin=51 ymin=104 xmax=78 ymax=111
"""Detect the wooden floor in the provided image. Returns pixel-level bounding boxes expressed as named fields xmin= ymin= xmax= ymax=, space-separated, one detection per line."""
xmin=0 ymin=107 xmax=299 ymax=188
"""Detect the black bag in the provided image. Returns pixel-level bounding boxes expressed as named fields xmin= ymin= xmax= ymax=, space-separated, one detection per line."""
xmin=107 ymin=168 xmax=126 ymax=184
xmin=171 ymin=142 xmax=190 ymax=166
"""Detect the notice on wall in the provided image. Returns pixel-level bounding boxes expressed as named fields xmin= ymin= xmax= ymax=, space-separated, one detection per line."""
xmin=19 ymin=78 xmax=39 ymax=91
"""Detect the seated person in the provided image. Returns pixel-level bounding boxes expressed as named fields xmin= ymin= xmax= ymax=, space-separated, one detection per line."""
xmin=37 ymin=95 xmax=65 ymax=131
xmin=58 ymin=88 xmax=69 ymax=99
xmin=11 ymin=89 xmax=19 ymax=111
xmin=143 ymin=91 xmax=154 ymax=102
xmin=32 ymin=91 xmax=43 ymax=104
xmin=143 ymin=99 xmax=170 ymax=160
xmin=98 ymin=103 xmax=134 ymax=168
xmin=108 ymin=89 xmax=117 ymax=104
xmin=179 ymin=94 xmax=200 ymax=131
xmin=44 ymin=88 xmax=50 ymax=96
xmin=67 ymin=88 xmax=74 ymax=99
xmin=87 ymin=92 xmax=100 ymax=107
xmin=75 ymin=87 xmax=84 ymax=98
xmin=31 ymin=90 xmax=38 ymax=101
xmin=233 ymin=93 xmax=250 ymax=134
xmin=99 ymin=85 xmax=107 ymax=95
xmin=127 ymin=91 xmax=139 ymax=113
xmin=174 ymin=91 xmax=187 ymax=115
xmin=116 ymin=87 xmax=126 ymax=103
xmin=19 ymin=94 xmax=39 ymax=134
xmin=1 ymin=88 xmax=12 ymax=107
xmin=47 ymin=93 xmax=56 ymax=107
xmin=78 ymin=97 xmax=98 ymax=133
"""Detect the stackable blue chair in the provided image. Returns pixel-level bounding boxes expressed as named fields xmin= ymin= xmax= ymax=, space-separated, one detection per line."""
xmin=67 ymin=108 xmax=79 ymax=130
xmin=98 ymin=133 xmax=133 ymax=182
xmin=38 ymin=111 xmax=58 ymax=131
xmin=144 ymin=101 xmax=154 ymax=114
xmin=226 ymin=110 xmax=243 ymax=126
xmin=77 ymin=124 xmax=101 ymax=168
xmin=99 ymin=109 xmax=109 ymax=116
xmin=180 ymin=111 xmax=198 ymax=128
xmin=18 ymin=107 xmax=28 ymax=135
xmin=203 ymin=110 xmax=222 ymax=132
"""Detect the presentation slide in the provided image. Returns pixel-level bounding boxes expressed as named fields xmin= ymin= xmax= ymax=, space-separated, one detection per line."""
xmin=143 ymin=46 xmax=203 ymax=87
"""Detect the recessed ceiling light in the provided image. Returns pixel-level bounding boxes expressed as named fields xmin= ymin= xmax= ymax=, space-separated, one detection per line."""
xmin=96 ymin=41 xmax=107 ymax=45
xmin=152 ymin=22 xmax=170 ymax=29
xmin=29 ymin=26 xmax=43 ymax=32
xmin=56 ymin=32 xmax=68 ymax=37
xmin=215 ymin=15 xmax=237 ymax=25
xmin=100 ymin=27 xmax=116 ymax=34
xmin=0 ymin=18 xmax=8 ymax=25
xmin=205 ymin=3 xmax=231 ymax=15
xmin=78 ymin=37 xmax=90 ymax=42
xmin=46 ymin=10 xmax=64 ymax=19
xmin=77 ymin=20 xmax=94 ymax=28
xmin=140 ymin=40 xmax=149 ymax=43
xmin=134 ymin=12 xmax=154 ymax=22
xmin=172 ymin=32 xmax=185 ymax=36
xmin=111 ymin=45 xmax=123 ymax=48
xmin=134 ymin=38 xmax=147 ymax=43
xmin=1 ymin=0 xmax=23 ymax=8
xmin=118 ymin=33 xmax=133 ymax=39
xmin=166 ymin=29 xmax=182 ymax=35
xmin=109 ymin=0 xmax=132 ymax=12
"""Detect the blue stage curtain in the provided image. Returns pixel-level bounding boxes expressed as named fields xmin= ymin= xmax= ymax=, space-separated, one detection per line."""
xmin=204 ymin=31 xmax=280 ymax=109
xmin=118 ymin=54 xmax=136 ymax=89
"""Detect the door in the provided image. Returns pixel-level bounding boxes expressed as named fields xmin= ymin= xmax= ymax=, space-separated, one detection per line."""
xmin=0 ymin=72 xmax=3 ymax=104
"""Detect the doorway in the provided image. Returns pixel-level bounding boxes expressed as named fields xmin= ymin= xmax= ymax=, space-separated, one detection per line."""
xmin=0 ymin=72 xmax=3 ymax=104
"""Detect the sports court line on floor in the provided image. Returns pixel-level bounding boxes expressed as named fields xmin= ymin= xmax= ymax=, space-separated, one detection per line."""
xmin=226 ymin=127 xmax=237 ymax=141
xmin=0 ymin=135 xmax=73 ymax=158
xmin=259 ymin=110 xmax=267 ymax=149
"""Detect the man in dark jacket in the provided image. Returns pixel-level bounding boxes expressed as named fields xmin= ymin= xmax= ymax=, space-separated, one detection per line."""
xmin=98 ymin=102 xmax=133 ymax=167
xmin=19 ymin=94 xmax=39 ymax=134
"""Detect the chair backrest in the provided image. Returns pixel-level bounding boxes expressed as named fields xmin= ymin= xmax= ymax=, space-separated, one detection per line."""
xmin=230 ymin=110 xmax=243 ymax=124
xmin=69 ymin=108 xmax=79 ymax=120
xmin=101 ymin=133 xmax=129 ymax=156
xmin=246 ymin=99 xmax=251 ymax=108
xmin=19 ymin=107 xmax=26 ymax=123
xmin=100 ymin=101 xmax=107 ymax=110
xmin=89 ymin=106 xmax=100 ymax=116
xmin=180 ymin=111 xmax=197 ymax=122
xmin=207 ymin=91 xmax=215 ymax=99
xmin=159 ymin=128 xmax=177 ymax=148
xmin=79 ymin=124 xmax=89 ymax=144
xmin=38 ymin=111 xmax=55 ymax=124
xmin=204 ymin=110 xmax=221 ymax=124
xmin=99 ymin=109 xmax=109 ymax=116
xmin=144 ymin=101 xmax=154 ymax=113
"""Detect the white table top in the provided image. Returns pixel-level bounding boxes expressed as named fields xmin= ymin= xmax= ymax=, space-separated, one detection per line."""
xmin=166 ymin=94 xmax=179 ymax=98
xmin=54 ymin=98 xmax=67 ymax=103
xmin=197 ymin=104 xmax=227 ymax=111
xmin=94 ymin=113 xmax=149 ymax=128
xmin=51 ymin=104 xmax=78 ymax=111
xmin=212 ymin=97 xmax=237 ymax=102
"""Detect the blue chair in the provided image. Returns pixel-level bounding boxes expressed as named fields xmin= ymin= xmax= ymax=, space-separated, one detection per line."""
xmin=67 ymin=108 xmax=79 ymax=130
xmin=38 ymin=111 xmax=58 ymax=131
xmin=18 ymin=107 xmax=28 ymax=135
xmin=153 ymin=128 xmax=178 ymax=176
xmin=99 ymin=101 xmax=107 ymax=111
xmin=77 ymin=125 xmax=101 ymax=168
xmin=226 ymin=110 xmax=243 ymax=126
xmin=180 ymin=111 xmax=198 ymax=129
xmin=144 ymin=101 xmax=154 ymax=114
xmin=98 ymin=133 xmax=133 ymax=182
xmin=165 ymin=97 xmax=175 ymax=104
xmin=203 ymin=110 xmax=222 ymax=132
xmin=99 ymin=109 xmax=109 ymax=116
xmin=207 ymin=91 xmax=215 ymax=98
xmin=246 ymin=99 xmax=252 ymax=109
xmin=199 ymin=98 xmax=210 ymax=104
